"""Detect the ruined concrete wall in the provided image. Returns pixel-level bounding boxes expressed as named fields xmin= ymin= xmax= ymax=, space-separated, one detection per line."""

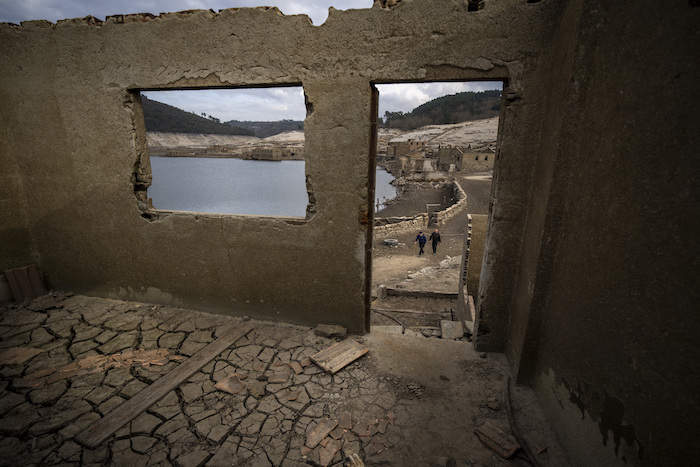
xmin=374 ymin=181 xmax=465 ymax=237
xmin=374 ymin=214 xmax=427 ymax=238
xmin=0 ymin=1 xmax=556 ymax=334
xmin=503 ymin=1 xmax=700 ymax=465
xmin=2 ymin=0 xmax=696 ymax=464
xmin=0 ymin=107 xmax=35 ymax=275
xmin=455 ymin=214 xmax=473 ymax=323
xmin=435 ymin=182 xmax=467 ymax=226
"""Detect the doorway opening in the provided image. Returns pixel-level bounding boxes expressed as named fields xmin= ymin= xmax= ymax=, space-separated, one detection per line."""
xmin=369 ymin=81 xmax=504 ymax=339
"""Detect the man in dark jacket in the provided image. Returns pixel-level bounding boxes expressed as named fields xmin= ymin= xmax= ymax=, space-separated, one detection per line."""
xmin=429 ymin=228 xmax=441 ymax=254
xmin=414 ymin=231 xmax=427 ymax=256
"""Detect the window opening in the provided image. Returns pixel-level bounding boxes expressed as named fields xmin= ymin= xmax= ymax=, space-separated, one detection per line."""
xmin=370 ymin=80 xmax=504 ymax=335
xmin=139 ymin=87 xmax=309 ymax=218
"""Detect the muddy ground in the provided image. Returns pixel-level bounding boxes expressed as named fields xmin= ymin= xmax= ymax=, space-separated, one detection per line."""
xmin=0 ymin=294 xmax=570 ymax=466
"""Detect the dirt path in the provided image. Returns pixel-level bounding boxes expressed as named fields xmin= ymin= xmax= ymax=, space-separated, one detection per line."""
xmin=372 ymin=172 xmax=492 ymax=292
xmin=455 ymin=172 xmax=493 ymax=216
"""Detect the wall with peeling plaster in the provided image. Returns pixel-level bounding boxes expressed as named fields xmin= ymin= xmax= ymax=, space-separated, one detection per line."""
xmin=0 ymin=1 xmax=698 ymax=465
xmin=0 ymin=0 xmax=547 ymax=336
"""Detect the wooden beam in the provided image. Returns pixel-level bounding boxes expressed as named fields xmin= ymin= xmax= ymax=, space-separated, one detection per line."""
xmin=385 ymin=288 xmax=458 ymax=299
xmin=372 ymin=307 xmax=452 ymax=315
xmin=75 ymin=324 xmax=253 ymax=448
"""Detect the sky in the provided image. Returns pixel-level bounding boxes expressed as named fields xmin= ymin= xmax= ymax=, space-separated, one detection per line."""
xmin=0 ymin=0 xmax=502 ymax=122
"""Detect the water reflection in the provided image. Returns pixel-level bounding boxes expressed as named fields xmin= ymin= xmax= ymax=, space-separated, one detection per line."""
xmin=149 ymin=157 xmax=396 ymax=216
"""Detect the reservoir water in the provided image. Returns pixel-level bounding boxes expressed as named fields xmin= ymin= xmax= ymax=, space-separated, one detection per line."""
xmin=149 ymin=156 xmax=397 ymax=217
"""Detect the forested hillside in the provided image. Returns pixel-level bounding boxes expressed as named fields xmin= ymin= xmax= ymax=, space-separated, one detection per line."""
xmin=141 ymin=96 xmax=254 ymax=136
xmin=382 ymin=90 xmax=502 ymax=130
xmin=141 ymin=90 xmax=501 ymax=136
xmin=225 ymin=120 xmax=304 ymax=138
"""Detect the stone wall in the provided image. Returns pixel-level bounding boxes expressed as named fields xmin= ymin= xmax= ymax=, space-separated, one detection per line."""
xmin=455 ymin=214 xmax=473 ymax=323
xmin=373 ymin=180 xmax=465 ymax=238
xmin=373 ymin=214 xmax=428 ymax=239
xmin=435 ymin=182 xmax=467 ymax=226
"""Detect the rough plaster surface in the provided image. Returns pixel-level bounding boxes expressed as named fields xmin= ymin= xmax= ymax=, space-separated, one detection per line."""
xmin=513 ymin=1 xmax=700 ymax=466
xmin=1 ymin=1 xmax=698 ymax=465
xmin=0 ymin=0 xmax=550 ymax=335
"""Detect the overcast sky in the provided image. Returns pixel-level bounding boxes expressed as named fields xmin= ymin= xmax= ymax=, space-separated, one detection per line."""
xmin=0 ymin=0 xmax=502 ymax=122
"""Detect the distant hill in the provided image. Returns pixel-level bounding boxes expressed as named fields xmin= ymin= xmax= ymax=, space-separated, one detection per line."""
xmin=225 ymin=120 xmax=304 ymax=138
xmin=141 ymin=96 xmax=254 ymax=136
xmin=382 ymin=90 xmax=502 ymax=130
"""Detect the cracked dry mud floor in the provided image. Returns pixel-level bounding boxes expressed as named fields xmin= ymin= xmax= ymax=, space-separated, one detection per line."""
xmin=0 ymin=294 xmax=568 ymax=466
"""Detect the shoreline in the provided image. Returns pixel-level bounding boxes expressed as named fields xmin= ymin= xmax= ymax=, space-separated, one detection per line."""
xmin=376 ymin=180 xmax=455 ymax=218
xmin=148 ymin=153 xmax=305 ymax=161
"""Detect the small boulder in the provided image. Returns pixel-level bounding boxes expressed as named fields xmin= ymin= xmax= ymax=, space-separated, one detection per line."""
xmin=314 ymin=323 xmax=347 ymax=338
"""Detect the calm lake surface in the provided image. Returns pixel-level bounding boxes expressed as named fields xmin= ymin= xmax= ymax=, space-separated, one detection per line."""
xmin=149 ymin=157 xmax=397 ymax=217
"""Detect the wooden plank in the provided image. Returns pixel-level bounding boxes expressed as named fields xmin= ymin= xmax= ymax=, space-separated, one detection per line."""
xmin=385 ymin=288 xmax=458 ymax=299
xmin=75 ymin=324 xmax=253 ymax=448
xmin=372 ymin=307 xmax=452 ymax=315
xmin=311 ymin=339 xmax=368 ymax=374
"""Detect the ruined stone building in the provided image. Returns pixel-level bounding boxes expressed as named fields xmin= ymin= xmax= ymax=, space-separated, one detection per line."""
xmin=1 ymin=1 xmax=698 ymax=465
xmin=387 ymin=139 xmax=427 ymax=160
xmin=397 ymin=150 xmax=426 ymax=175
xmin=249 ymin=148 xmax=291 ymax=161
xmin=437 ymin=145 xmax=496 ymax=172
xmin=437 ymin=146 xmax=465 ymax=171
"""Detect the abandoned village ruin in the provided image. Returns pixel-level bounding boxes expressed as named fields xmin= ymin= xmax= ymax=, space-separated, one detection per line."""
xmin=0 ymin=0 xmax=697 ymax=465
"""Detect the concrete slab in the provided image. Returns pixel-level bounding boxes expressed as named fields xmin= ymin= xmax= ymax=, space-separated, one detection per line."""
xmin=463 ymin=320 xmax=475 ymax=336
xmin=441 ymin=320 xmax=464 ymax=340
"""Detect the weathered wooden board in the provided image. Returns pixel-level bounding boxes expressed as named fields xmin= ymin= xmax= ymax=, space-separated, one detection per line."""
xmin=385 ymin=288 xmax=458 ymax=299
xmin=311 ymin=338 xmax=368 ymax=374
xmin=75 ymin=324 xmax=253 ymax=448
xmin=372 ymin=307 xmax=453 ymax=316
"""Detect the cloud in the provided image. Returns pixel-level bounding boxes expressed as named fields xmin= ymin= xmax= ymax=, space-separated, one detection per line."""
xmin=143 ymin=81 xmax=503 ymax=123
xmin=376 ymin=81 xmax=503 ymax=117
xmin=266 ymin=0 xmax=373 ymax=25
xmin=2 ymin=1 xmax=502 ymax=123
xmin=143 ymin=87 xmax=307 ymax=122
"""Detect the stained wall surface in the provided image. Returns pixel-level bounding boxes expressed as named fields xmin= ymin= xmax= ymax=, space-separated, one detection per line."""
xmin=1 ymin=1 xmax=697 ymax=465
xmin=500 ymin=1 xmax=700 ymax=465
xmin=0 ymin=1 xmax=545 ymax=334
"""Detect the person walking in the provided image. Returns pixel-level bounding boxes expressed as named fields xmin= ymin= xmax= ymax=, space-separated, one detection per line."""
xmin=429 ymin=228 xmax=441 ymax=254
xmin=414 ymin=231 xmax=427 ymax=256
